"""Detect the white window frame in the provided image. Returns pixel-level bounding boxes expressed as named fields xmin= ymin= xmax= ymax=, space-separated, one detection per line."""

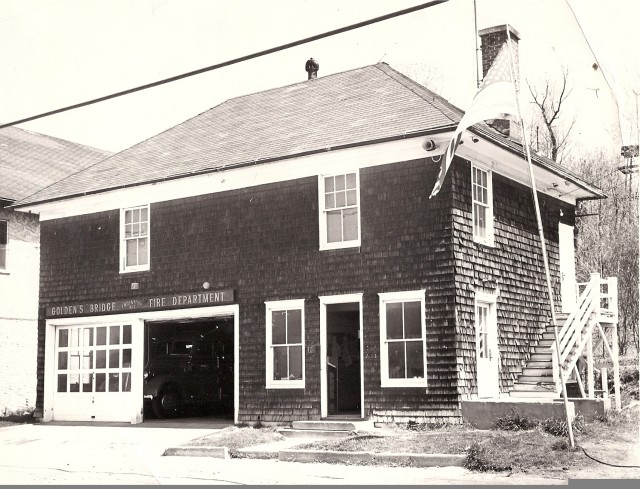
xmin=378 ymin=290 xmax=427 ymax=388
xmin=471 ymin=164 xmax=494 ymax=246
xmin=0 ymin=219 xmax=8 ymax=272
xmin=265 ymin=299 xmax=305 ymax=389
xmin=119 ymin=205 xmax=150 ymax=273
xmin=318 ymin=172 xmax=361 ymax=250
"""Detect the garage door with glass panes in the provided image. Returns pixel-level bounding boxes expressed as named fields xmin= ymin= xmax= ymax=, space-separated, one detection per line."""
xmin=54 ymin=324 xmax=134 ymax=421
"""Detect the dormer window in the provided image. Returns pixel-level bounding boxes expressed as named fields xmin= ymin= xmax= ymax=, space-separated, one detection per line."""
xmin=120 ymin=205 xmax=150 ymax=273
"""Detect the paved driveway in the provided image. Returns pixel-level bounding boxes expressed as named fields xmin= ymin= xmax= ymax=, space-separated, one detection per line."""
xmin=0 ymin=422 xmax=566 ymax=485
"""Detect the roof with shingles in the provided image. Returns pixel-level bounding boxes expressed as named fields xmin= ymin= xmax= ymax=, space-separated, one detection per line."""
xmin=13 ymin=63 xmax=602 ymax=206
xmin=0 ymin=127 xmax=111 ymax=203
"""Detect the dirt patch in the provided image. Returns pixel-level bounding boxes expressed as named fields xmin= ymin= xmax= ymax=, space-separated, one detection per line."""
xmin=182 ymin=425 xmax=284 ymax=451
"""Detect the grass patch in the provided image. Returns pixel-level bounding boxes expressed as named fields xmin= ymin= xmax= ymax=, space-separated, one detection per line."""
xmin=183 ymin=426 xmax=285 ymax=452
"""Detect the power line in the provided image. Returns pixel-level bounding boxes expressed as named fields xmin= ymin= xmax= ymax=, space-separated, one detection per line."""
xmin=0 ymin=0 xmax=448 ymax=130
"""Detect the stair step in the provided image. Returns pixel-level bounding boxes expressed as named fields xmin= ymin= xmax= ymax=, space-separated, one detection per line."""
xmin=291 ymin=421 xmax=356 ymax=431
xmin=518 ymin=375 xmax=554 ymax=383
xmin=522 ymin=367 xmax=553 ymax=376
xmin=529 ymin=353 xmax=552 ymax=362
xmin=538 ymin=339 xmax=554 ymax=347
xmin=526 ymin=360 xmax=552 ymax=368
xmin=541 ymin=332 xmax=556 ymax=340
xmin=278 ymin=428 xmax=353 ymax=439
xmin=512 ymin=382 xmax=556 ymax=392
xmin=509 ymin=390 xmax=558 ymax=399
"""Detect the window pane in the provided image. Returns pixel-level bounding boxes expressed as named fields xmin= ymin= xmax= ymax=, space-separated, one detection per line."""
xmin=273 ymin=346 xmax=287 ymax=380
xmin=342 ymin=208 xmax=358 ymax=241
xmin=138 ymin=238 xmax=148 ymax=265
xmin=0 ymin=221 xmax=7 ymax=244
xmin=141 ymin=207 xmax=148 ymax=221
xmin=0 ymin=247 xmax=5 ymax=269
xmin=82 ymin=352 xmax=92 ymax=370
xmin=335 ymin=174 xmax=345 ymax=191
xmin=122 ymin=349 xmax=132 ymax=367
xmin=346 ymin=173 xmax=356 ymax=189
xmin=289 ymin=345 xmax=302 ymax=380
xmin=325 ymin=176 xmax=334 ymax=192
xmin=132 ymin=208 xmax=140 ymax=223
xmin=95 ymin=373 xmax=106 ymax=392
xmin=70 ymin=353 xmax=80 ymax=370
xmin=386 ymin=303 xmax=403 ymax=339
xmin=287 ymin=309 xmax=302 ymax=343
xmin=70 ymin=328 xmax=79 ymax=347
xmin=96 ymin=350 xmax=106 ymax=369
xmin=272 ymin=311 xmax=286 ymax=344
xmin=58 ymin=352 xmax=68 ymax=370
xmin=82 ymin=374 xmax=92 ymax=392
xmin=83 ymin=328 xmax=93 ymax=347
xmin=125 ymin=210 xmax=132 ymax=224
xmin=125 ymin=224 xmax=132 ymax=238
xmin=126 ymin=239 xmax=137 ymax=266
xmin=404 ymin=301 xmax=422 ymax=339
xmin=406 ymin=341 xmax=425 ymax=378
xmin=59 ymin=329 xmax=68 ymax=348
xmin=388 ymin=342 xmax=405 ymax=379
xmin=325 ymin=193 xmax=335 ymax=209
xmin=123 ymin=325 xmax=132 ymax=344
xmin=57 ymin=374 xmax=67 ymax=392
xmin=326 ymin=210 xmax=342 ymax=243
xmin=140 ymin=222 xmax=148 ymax=236
xmin=96 ymin=327 xmax=106 ymax=346
xmin=122 ymin=372 xmax=131 ymax=392
xmin=69 ymin=374 xmax=80 ymax=392
xmin=132 ymin=223 xmax=140 ymax=237
xmin=475 ymin=204 xmax=486 ymax=238
xmin=109 ymin=349 xmax=119 ymax=368
xmin=335 ymin=191 xmax=346 ymax=207
xmin=109 ymin=373 xmax=119 ymax=392
xmin=109 ymin=326 xmax=120 ymax=345
xmin=347 ymin=189 xmax=357 ymax=206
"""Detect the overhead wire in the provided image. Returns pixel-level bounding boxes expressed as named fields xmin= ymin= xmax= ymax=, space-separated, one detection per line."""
xmin=0 ymin=0 xmax=448 ymax=130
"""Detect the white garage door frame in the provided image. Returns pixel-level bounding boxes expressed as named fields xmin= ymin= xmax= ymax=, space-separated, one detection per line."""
xmin=43 ymin=304 xmax=240 ymax=424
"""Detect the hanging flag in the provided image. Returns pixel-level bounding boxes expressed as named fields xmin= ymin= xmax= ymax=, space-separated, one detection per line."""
xmin=429 ymin=42 xmax=518 ymax=198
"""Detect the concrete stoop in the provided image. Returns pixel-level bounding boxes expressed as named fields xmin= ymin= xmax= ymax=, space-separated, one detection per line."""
xmin=278 ymin=420 xmax=358 ymax=439
xmin=461 ymin=399 xmax=576 ymax=429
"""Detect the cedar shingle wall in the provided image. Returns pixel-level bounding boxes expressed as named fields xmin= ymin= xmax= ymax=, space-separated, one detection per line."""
xmin=451 ymin=159 xmax=575 ymax=397
xmin=36 ymin=158 xmax=460 ymax=422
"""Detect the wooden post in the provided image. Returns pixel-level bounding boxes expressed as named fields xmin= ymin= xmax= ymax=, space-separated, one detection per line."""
xmin=601 ymin=367 xmax=608 ymax=399
xmin=612 ymin=323 xmax=622 ymax=410
xmin=586 ymin=332 xmax=594 ymax=398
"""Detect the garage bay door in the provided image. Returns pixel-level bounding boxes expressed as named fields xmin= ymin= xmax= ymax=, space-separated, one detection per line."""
xmin=54 ymin=324 xmax=134 ymax=422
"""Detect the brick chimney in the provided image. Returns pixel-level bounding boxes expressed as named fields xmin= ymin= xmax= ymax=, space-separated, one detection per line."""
xmin=479 ymin=25 xmax=520 ymax=138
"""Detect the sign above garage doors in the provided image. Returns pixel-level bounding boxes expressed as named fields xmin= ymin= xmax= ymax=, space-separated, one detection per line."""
xmin=46 ymin=289 xmax=235 ymax=319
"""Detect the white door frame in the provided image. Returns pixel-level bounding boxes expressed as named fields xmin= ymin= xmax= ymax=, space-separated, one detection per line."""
xmin=319 ymin=293 xmax=363 ymax=419
xmin=44 ymin=304 xmax=240 ymax=424
xmin=475 ymin=291 xmax=499 ymax=398
xmin=558 ymin=223 xmax=577 ymax=313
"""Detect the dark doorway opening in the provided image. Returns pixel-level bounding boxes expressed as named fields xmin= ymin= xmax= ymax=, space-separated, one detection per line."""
xmin=143 ymin=316 xmax=233 ymax=421
xmin=326 ymin=303 xmax=361 ymax=416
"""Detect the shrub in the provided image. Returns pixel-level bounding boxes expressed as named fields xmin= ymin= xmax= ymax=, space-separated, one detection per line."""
xmin=494 ymin=410 xmax=537 ymax=431
xmin=540 ymin=414 xmax=586 ymax=437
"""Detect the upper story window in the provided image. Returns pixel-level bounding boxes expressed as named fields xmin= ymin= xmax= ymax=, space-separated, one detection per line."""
xmin=0 ymin=220 xmax=7 ymax=271
xmin=378 ymin=290 xmax=427 ymax=388
xmin=265 ymin=299 xmax=305 ymax=389
xmin=120 ymin=205 xmax=150 ymax=273
xmin=472 ymin=165 xmax=494 ymax=246
xmin=319 ymin=172 xmax=361 ymax=250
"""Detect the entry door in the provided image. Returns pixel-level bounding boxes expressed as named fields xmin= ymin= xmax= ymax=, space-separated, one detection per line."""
xmin=53 ymin=324 xmax=134 ymax=422
xmin=559 ymin=223 xmax=577 ymax=313
xmin=476 ymin=300 xmax=499 ymax=398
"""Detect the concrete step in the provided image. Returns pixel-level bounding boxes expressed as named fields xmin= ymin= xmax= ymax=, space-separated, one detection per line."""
xmin=291 ymin=420 xmax=356 ymax=431
xmin=278 ymin=428 xmax=353 ymax=439
xmin=509 ymin=389 xmax=558 ymax=399
xmin=522 ymin=367 xmax=553 ymax=376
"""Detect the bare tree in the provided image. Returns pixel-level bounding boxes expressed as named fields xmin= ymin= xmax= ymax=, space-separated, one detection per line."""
xmin=527 ymin=66 xmax=576 ymax=163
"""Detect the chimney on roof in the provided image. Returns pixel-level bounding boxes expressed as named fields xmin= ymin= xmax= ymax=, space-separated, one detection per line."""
xmin=305 ymin=57 xmax=319 ymax=80
xmin=479 ymin=24 xmax=521 ymax=138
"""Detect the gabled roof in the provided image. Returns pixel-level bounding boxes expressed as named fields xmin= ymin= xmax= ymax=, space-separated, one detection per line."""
xmin=1 ymin=127 xmax=111 ymax=203
xmin=13 ymin=63 xmax=602 ymax=207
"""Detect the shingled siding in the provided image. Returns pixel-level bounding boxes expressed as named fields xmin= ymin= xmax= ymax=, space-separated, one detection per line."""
xmin=450 ymin=159 xmax=575 ymax=398
xmin=35 ymin=157 xmax=460 ymax=422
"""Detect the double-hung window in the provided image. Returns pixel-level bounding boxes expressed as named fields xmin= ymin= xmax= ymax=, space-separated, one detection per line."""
xmin=379 ymin=290 xmax=427 ymax=388
xmin=0 ymin=220 xmax=7 ymax=271
xmin=472 ymin=165 xmax=494 ymax=245
xmin=319 ymin=172 xmax=361 ymax=250
xmin=265 ymin=299 xmax=305 ymax=389
xmin=120 ymin=205 xmax=150 ymax=272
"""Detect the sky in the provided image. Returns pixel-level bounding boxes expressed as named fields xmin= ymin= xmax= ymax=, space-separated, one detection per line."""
xmin=1 ymin=0 xmax=638 ymax=158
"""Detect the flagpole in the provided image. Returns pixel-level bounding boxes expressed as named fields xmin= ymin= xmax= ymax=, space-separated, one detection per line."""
xmin=473 ymin=0 xmax=481 ymax=88
xmin=505 ymin=26 xmax=575 ymax=448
